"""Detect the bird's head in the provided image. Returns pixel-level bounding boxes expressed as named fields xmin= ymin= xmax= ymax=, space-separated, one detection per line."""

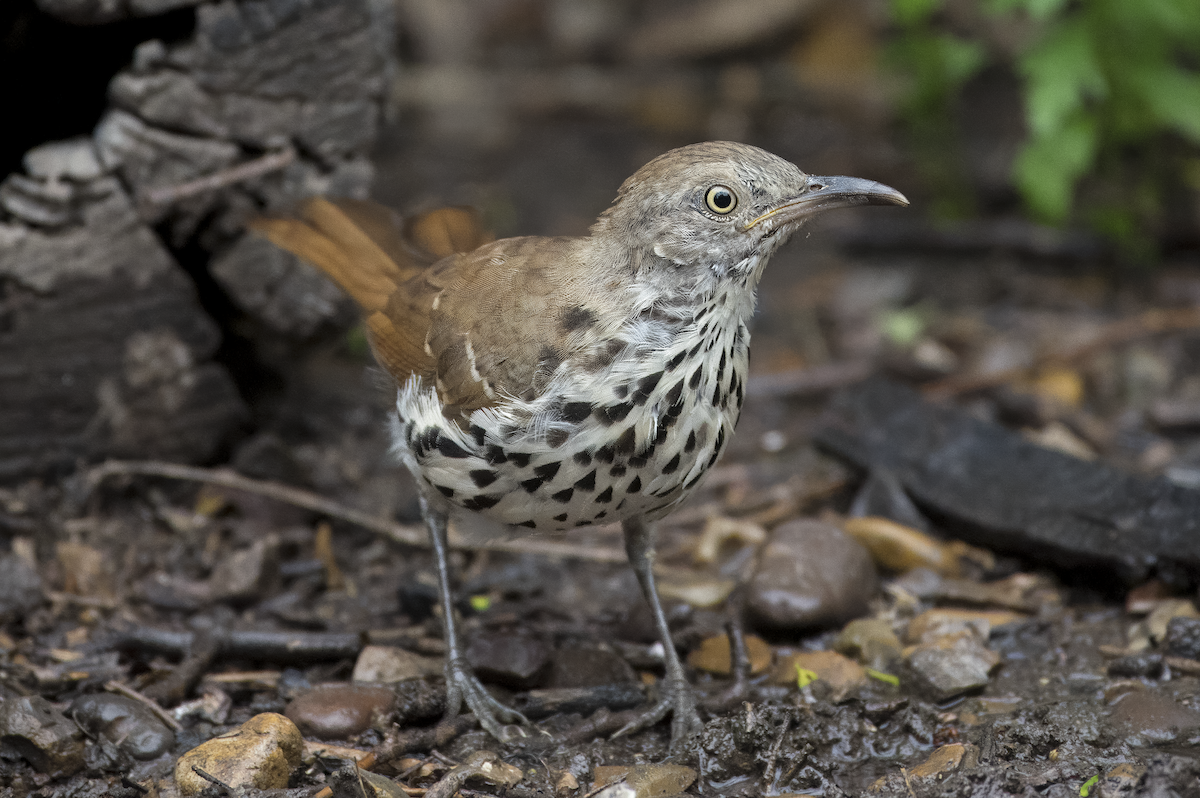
xmin=592 ymin=141 xmax=907 ymax=282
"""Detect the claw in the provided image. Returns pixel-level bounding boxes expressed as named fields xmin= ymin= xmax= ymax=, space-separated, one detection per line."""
xmin=445 ymin=657 xmax=529 ymax=739
xmin=611 ymin=674 xmax=702 ymax=752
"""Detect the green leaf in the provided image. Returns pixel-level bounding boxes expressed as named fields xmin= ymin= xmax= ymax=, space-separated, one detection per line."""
xmin=865 ymin=668 xmax=901 ymax=686
xmin=795 ymin=665 xmax=819 ymax=688
xmin=1014 ymin=112 xmax=1099 ymax=222
xmin=1019 ymin=19 xmax=1107 ymax=138
xmin=1128 ymin=64 xmax=1200 ymax=143
xmin=891 ymin=0 xmax=944 ymax=27
xmin=1080 ymin=775 xmax=1100 ymax=797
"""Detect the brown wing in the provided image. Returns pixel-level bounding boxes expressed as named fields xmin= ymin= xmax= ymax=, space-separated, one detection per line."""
xmin=247 ymin=198 xmax=492 ymax=384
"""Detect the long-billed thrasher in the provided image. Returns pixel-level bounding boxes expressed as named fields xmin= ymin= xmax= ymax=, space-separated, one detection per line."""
xmin=251 ymin=141 xmax=907 ymax=748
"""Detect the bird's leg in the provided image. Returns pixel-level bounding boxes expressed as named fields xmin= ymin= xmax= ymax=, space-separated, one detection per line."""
xmin=421 ymin=492 xmax=528 ymax=739
xmin=614 ymin=516 xmax=703 ymax=750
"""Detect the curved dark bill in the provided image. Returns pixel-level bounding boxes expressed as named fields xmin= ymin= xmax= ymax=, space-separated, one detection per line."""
xmin=745 ymin=175 xmax=909 ymax=229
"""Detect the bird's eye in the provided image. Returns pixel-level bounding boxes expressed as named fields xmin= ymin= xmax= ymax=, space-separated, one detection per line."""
xmin=704 ymin=185 xmax=737 ymax=215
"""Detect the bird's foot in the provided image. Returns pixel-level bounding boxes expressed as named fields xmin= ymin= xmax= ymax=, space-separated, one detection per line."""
xmin=444 ymin=657 xmax=529 ymax=741
xmin=613 ymin=676 xmax=703 ymax=753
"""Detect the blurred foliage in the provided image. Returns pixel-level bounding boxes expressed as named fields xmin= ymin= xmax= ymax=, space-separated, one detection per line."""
xmin=888 ymin=0 xmax=1200 ymax=258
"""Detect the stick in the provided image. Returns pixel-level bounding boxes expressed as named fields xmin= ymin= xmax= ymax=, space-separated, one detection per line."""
xmin=140 ymin=146 xmax=296 ymax=207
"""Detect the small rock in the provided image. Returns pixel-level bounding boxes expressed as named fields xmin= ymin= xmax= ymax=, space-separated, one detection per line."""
xmin=592 ymin=763 xmax=697 ymax=798
xmin=0 ymin=554 xmax=44 ymax=624
xmin=904 ymin=608 xmax=1025 ymax=645
xmin=208 ymin=538 xmax=279 ymax=604
xmin=69 ymin=693 xmax=175 ymax=760
xmin=352 ymin=645 xmax=443 ymax=684
xmin=174 ymin=712 xmax=302 ymax=796
xmin=1165 ymin=616 xmax=1200 ymax=660
xmin=0 ymin=695 xmax=86 ymax=778
xmin=834 ymin=618 xmax=902 ymax=671
xmin=1106 ymin=653 xmax=1164 ymax=679
xmin=771 ymin=650 xmax=867 ymax=702
xmin=547 ymin=646 xmax=638 ymax=687
xmin=747 ymin=519 xmax=879 ymax=631
xmin=285 ymin=683 xmax=395 ymax=739
xmin=1094 ymin=762 xmax=1146 ymax=798
xmin=687 ymin=634 xmax=772 ymax=676
xmin=465 ymin=632 xmax=552 ymax=689
xmin=903 ymin=631 xmax=1000 ymax=702
xmin=1108 ymin=691 xmax=1200 ymax=746
xmin=908 ymin=743 xmax=978 ymax=779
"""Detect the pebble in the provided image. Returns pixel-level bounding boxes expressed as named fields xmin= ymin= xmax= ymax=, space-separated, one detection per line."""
xmin=592 ymin=763 xmax=697 ymax=798
xmin=834 ymin=618 xmax=902 ymax=671
xmin=285 ymin=683 xmax=395 ymax=739
xmin=770 ymin=650 xmax=866 ymax=702
xmin=1107 ymin=691 xmax=1200 ymax=746
xmin=903 ymin=631 xmax=1000 ymax=702
xmin=0 ymin=695 xmax=85 ymax=778
xmin=687 ymin=633 xmax=772 ymax=676
xmin=904 ymin=608 xmax=1025 ymax=645
xmin=69 ymin=693 xmax=175 ymax=760
xmin=1165 ymin=616 xmax=1200 ymax=660
xmin=352 ymin=645 xmax=443 ymax=683
xmin=0 ymin=554 xmax=43 ymax=624
xmin=907 ymin=742 xmax=977 ymax=778
xmin=747 ymin=519 xmax=879 ymax=630
xmin=465 ymin=632 xmax=552 ymax=689
xmin=548 ymin=645 xmax=638 ymax=687
xmin=1106 ymin=653 xmax=1164 ymax=679
xmin=208 ymin=538 xmax=278 ymax=603
xmin=174 ymin=712 xmax=302 ymax=796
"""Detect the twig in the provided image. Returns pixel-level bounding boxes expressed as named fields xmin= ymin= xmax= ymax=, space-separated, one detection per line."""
xmin=925 ymin=306 xmax=1200 ymax=397
xmin=104 ymin=680 xmax=184 ymax=733
xmin=191 ymin=766 xmax=234 ymax=795
xmin=87 ymin=459 xmax=627 ymax=562
xmin=140 ymin=146 xmax=296 ymax=207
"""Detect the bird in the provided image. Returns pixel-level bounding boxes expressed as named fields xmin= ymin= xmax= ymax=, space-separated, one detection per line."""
xmin=250 ymin=141 xmax=907 ymax=749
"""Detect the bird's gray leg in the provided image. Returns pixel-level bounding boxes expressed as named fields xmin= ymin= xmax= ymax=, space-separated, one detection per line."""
xmin=421 ymin=492 xmax=528 ymax=739
xmin=614 ymin=515 xmax=703 ymax=750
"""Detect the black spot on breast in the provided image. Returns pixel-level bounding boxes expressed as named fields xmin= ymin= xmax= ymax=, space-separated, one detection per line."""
xmin=463 ymin=495 xmax=501 ymax=511
xmin=688 ymin=340 xmax=703 ymax=358
xmin=436 ymin=435 xmax=469 ymax=458
xmin=574 ymin=450 xmax=593 ymax=467
xmin=546 ymin=428 xmax=569 ymax=448
xmin=735 ymin=378 xmax=745 ymax=407
xmin=435 ymin=484 xmax=455 ymax=498
xmin=470 ymin=425 xmax=486 ymax=446
xmin=631 ymin=371 xmax=663 ymax=405
xmin=689 ymin=367 xmax=703 ymax=389
xmin=560 ymin=401 xmax=593 ymax=424
xmin=517 ymin=520 xmax=537 ymax=528
xmin=470 ymin=469 xmax=497 ymax=488
xmin=614 ymin=384 xmax=629 ymax=400
xmin=656 ymin=425 xmax=670 ymax=443
xmin=628 ymin=476 xmax=642 ymax=493
xmin=485 ymin=445 xmax=507 ymax=465
xmin=521 ymin=477 xmax=543 ymax=493
xmin=610 ymin=464 xmax=627 ymax=477
xmin=554 ymin=513 xmax=569 ymax=522
xmin=615 ymin=427 xmax=637 ymax=456
xmin=597 ymin=402 xmax=633 ymax=424
xmin=594 ymin=510 xmax=607 ymax=520
xmin=666 ymin=350 xmax=686 ymax=371
xmin=712 ymin=381 xmax=722 ymax=407
xmin=595 ymin=443 xmax=615 ymax=463
xmin=508 ymin=452 xmax=532 ymax=468
xmin=552 ymin=488 xmax=574 ymax=503
xmin=664 ymin=380 xmax=684 ymax=407
xmin=685 ymin=431 xmax=696 ymax=452
xmin=716 ymin=350 xmax=726 ymax=384
xmin=629 ymin=454 xmax=648 ymax=468
xmin=595 ymin=486 xmax=613 ymax=503
xmin=534 ymin=461 xmax=560 ymax=481
xmin=684 ymin=471 xmax=705 ymax=489
xmin=662 ymin=453 xmax=681 ymax=474
xmin=560 ymin=305 xmax=596 ymax=332
xmin=575 ymin=469 xmax=597 ymax=491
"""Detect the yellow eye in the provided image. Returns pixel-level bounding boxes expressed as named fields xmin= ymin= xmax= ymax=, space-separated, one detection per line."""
xmin=704 ymin=185 xmax=737 ymax=214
